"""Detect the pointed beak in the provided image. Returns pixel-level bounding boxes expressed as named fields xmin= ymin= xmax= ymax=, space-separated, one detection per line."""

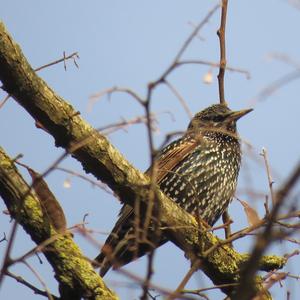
xmin=228 ymin=108 xmax=253 ymax=121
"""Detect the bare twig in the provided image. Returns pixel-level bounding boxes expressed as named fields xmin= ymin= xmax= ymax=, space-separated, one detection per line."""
xmin=267 ymin=52 xmax=300 ymax=69
xmin=222 ymin=209 xmax=232 ymax=241
xmin=88 ymin=86 xmax=145 ymax=111
xmin=54 ymin=166 xmax=113 ymax=194
xmin=152 ymin=4 xmax=220 ymax=86
xmin=0 ymin=220 xmax=19 ymax=287
xmin=261 ymin=148 xmax=275 ymax=205
xmin=164 ymin=80 xmax=193 ymax=118
xmin=276 ymin=161 xmax=300 ymax=204
xmin=5 ymin=271 xmax=58 ymax=300
xmin=0 ymin=94 xmax=10 ymax=109
xmin=34 ymin=52 xmax=79 ymax=72
xmin=173 ymin=5 xmax=220 ymax=67
xmin=0 ymin=52 xmax=79 ymax=108
xmin=234 ymin=161 xmax=300 ymax=300
xmin=0 ymin=232 xmax=7 ymax=243
xmin=96 ymin=114 xmax=159 ymax=135
xmin=177 ymin=60 xmax=250 ymax=78
xmin=182 ymin=282 xmax=239 ymax=296
xmin=217 ymin=0 xmax=228 ymax=105
xmin=140 ymin=252 xmax=156 ymax=300
xmin=250 ymin=69 xmax=300 ymax=104
xmin=166 ymin=260 xmax=202 ymax=300
xmin=23 ymin=261 xmax=54 ymax=300
xmin=203 ymin=208 xmax=300 ymax=259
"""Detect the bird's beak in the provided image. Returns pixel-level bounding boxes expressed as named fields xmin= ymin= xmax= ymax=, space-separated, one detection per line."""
xmin=228 ymin=108 xmax=253 ymax=121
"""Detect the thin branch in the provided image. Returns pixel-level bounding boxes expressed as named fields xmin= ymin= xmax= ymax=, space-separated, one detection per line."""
xmin=0 ymin=52 xmax=79 ymax=109
xmin=96 ymin=114 xmax=159 ymax=136
xmin=222 ymin=210 xmax=232 ymax=241
xmin=5 ymin=271 xmax=59 ymax=300
xmin=250 ymin=69 xmax=300 ymax=104
xmin=54 ymin=166 xmax=113 ymax=194
xmin=203 ymin=208 xmax=300 ymax=259
xmin=276 ymin=161 xmax=300 ymax=204
xmin=177 ymin=60 xmax=250 ymax=78
xmin=166 ymin=260 xmax=202 ymax=300
xmin=175 ymin=5 xmax=220 ymax=63
xmin=23 ymin=261 xmax=54 ymax=300
xmin=164 ymin=80 xmax=193 ymax=118
xmin=0 ymin=94 xmax=10 ymax=109
xmin=88 ymin=86 xmax=145 ymax=111
xmin=140 ymin=252 xmax=156 ymax=300
xmin=182 ymin=282 xmax=239 ymax=296
xmin=233 ymin=161 xmax=300 ymax=300
xmin=267 ymin=52 xmax=300 ymax=69
xmin=0 ymin=232 xmax=7 ymax=243
xmin=0 ymin=220 xmax=18 ymax=287
xmin=34 ymin=52 xmax=79 ymax=72
xmin=152 ymin=4 xmax=220 ymax=85
xmin=261 ymin=148 xmax=276 ymax=205
xmin=217 ymin=0 xmax=228 ymax=105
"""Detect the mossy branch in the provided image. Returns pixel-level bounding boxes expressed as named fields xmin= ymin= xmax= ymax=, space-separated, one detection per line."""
xmin=0 ymin=147 xmax=118 ymax=300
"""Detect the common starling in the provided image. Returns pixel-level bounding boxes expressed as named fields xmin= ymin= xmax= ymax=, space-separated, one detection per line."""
xmin=95 ymin=103 xmax=252 ymax=276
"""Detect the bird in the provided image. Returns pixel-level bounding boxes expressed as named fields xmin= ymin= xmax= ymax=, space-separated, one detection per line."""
xmin=95 ymin=103 xmax=252 ymax=276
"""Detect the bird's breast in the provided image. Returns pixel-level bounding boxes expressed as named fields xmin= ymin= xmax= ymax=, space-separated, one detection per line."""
xmin=158 ymin=136 xmax=241 ymax=225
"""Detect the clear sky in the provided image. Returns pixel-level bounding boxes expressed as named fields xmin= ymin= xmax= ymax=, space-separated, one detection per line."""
xmin=1 ymin=1 xmax=300 ymax=299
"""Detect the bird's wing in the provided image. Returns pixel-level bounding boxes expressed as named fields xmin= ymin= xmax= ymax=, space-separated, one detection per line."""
xmin=151 ymin=137 xmax=199 ymax=183
xmin=95 ymin=136 xmax=200 ymax=276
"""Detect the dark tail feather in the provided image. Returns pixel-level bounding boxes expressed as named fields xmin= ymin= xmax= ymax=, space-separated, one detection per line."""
xmin=94 ymin=236 xmax=167 ymax=277
xmin=94 ymin=252 xmax=111 ymax=277
xmin=93 ymin=204 xmax=167 ymax=276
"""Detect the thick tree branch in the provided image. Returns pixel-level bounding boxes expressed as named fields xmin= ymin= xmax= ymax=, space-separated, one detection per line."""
xmin=0 ymin=21 xmax=282 ymax=298
xmin=0 ymin=147 xmax=118 ymax=300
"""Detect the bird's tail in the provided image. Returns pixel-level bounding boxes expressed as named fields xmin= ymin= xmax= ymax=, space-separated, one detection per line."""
xmin=93 ymin=205 xmax=166 ymax=277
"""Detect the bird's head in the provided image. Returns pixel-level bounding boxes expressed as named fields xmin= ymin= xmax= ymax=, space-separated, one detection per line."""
xmin=187 ymin=104 xmax=253 ymax=135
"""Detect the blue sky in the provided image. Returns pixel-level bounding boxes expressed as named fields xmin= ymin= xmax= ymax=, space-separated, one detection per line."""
xmin=1 ymin=1 xmax=300 ymax=299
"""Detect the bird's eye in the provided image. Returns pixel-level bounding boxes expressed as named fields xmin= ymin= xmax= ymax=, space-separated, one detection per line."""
xmin=212 ymin=115 xmax=224 ymax=122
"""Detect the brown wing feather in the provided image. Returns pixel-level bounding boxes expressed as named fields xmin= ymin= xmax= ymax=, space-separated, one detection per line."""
xmin=150 ymin=138 xmax=198 ymax=183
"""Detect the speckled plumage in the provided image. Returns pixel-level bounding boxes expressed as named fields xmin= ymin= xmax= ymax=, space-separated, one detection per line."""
xmin=95 ymin=104 xmax=252 ymax=276
xmin=158 ymin=133 xmax=241 ymax=225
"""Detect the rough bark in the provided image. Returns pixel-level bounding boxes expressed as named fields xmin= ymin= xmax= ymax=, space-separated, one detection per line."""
xmin=0 ymin=147 xmax=118 ymax=300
